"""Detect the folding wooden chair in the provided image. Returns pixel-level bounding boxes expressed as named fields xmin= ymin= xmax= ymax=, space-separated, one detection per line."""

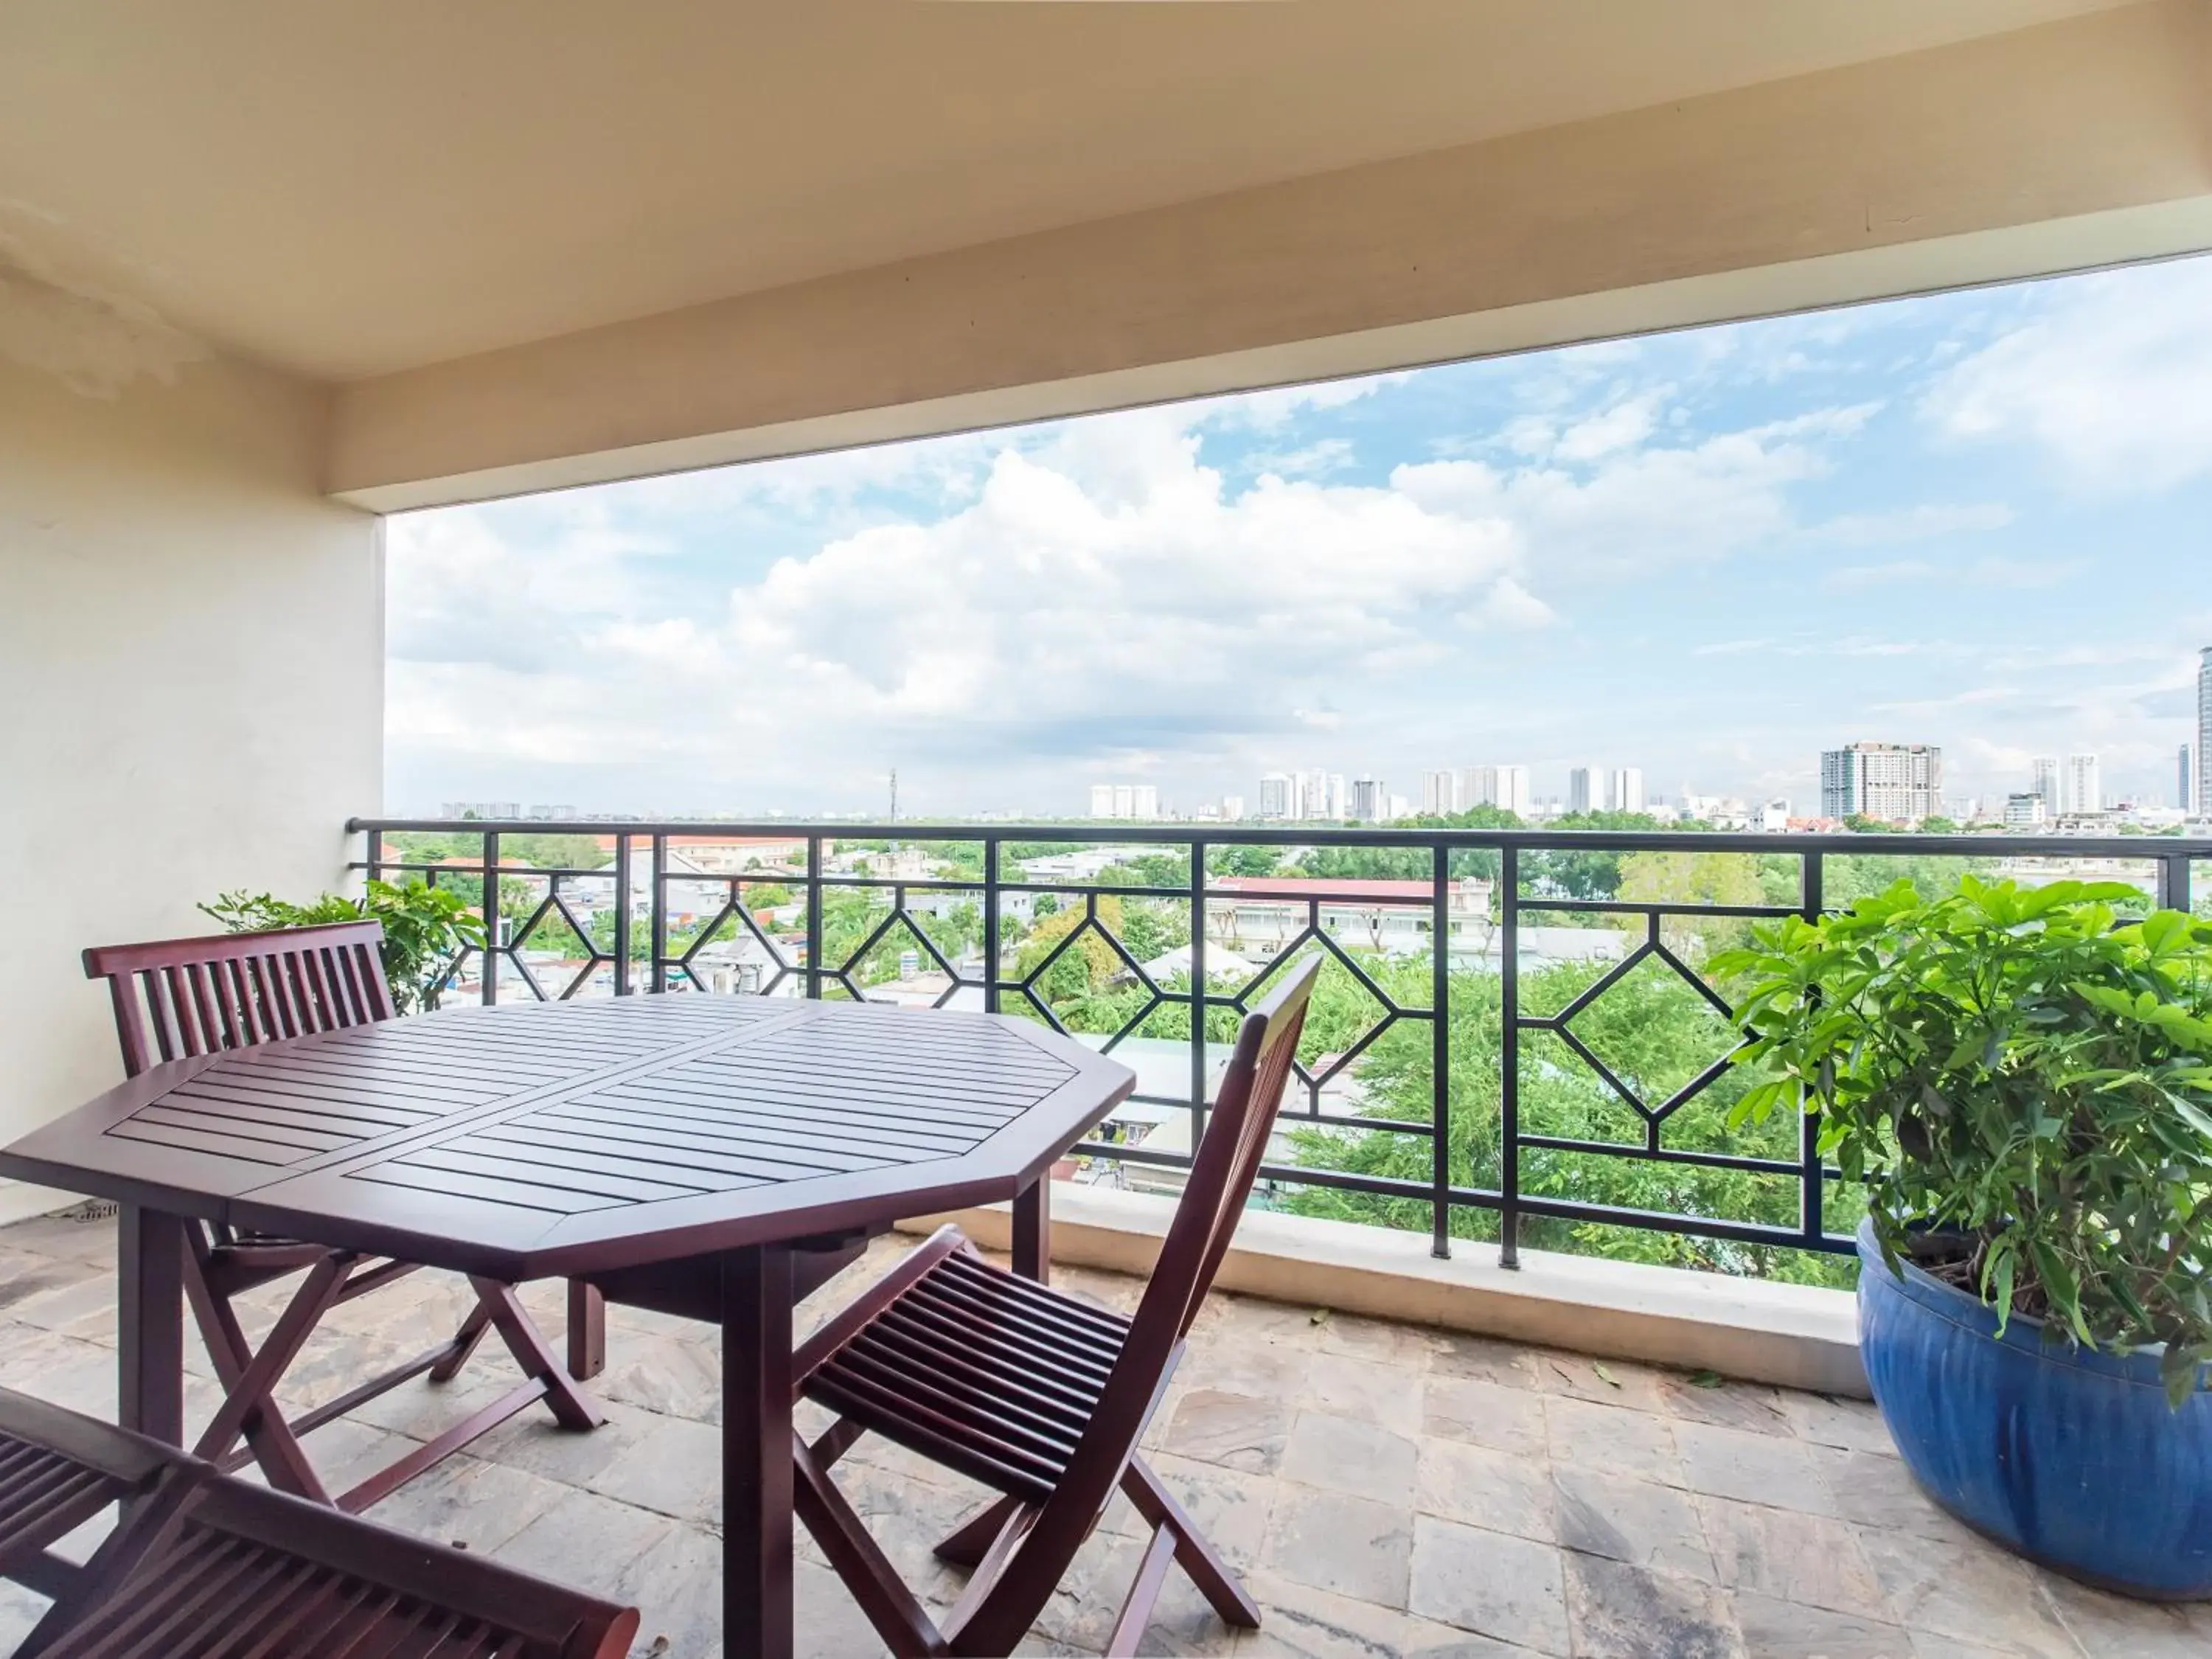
xmin=0 ymin=1387 xmax=639 ymax=1659
xmin=789 ymin=956 xmax=1321 ymax=1658
xmin=0 ymin=1391 xmax=171 ymax=1608
xmin=83 ymin=922 xmax=604 ymax=1514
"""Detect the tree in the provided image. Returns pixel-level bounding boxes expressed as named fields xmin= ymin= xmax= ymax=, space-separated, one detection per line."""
xmin=1206 ymin=845 xmax=1279 ymax=877
xmin=1614 ymin=849 xmax=1767 ymax=954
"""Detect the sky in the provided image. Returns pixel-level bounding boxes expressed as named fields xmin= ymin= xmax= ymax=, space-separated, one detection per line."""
xmin=386 ymin=253 xmax=2212 ymax=821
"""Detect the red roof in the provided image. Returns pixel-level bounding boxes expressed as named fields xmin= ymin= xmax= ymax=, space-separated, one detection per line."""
xmin=1211 ymin=877 xmax=1430 ymax=900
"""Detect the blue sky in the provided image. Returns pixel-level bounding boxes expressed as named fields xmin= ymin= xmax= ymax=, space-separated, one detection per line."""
xmin=386 ymin=253 xmax=2212 ymax=819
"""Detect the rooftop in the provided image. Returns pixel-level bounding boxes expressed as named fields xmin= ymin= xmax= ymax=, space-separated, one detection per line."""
xmin=1 ymin=1207 xmax=2202 ymax=1658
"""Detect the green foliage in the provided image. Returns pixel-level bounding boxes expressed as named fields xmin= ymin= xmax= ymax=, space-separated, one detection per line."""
xmin=201 ymin=880 xmax=486 ymax=1014
xmin=1520 ymin=811 xmax=1679 ymax=902
xmin=1717 ymin=877 xmax=2212 ymax=1402
xmin=1206 ymin=846 xmax=1280 ymax=877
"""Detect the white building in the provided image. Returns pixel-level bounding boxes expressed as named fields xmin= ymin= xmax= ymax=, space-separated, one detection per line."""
xmin=2062 ymin=753 xmax=2101 ymax=815
xmin=1219 ymin=794 xmax=1246 ymax=821
xmin=1567 ymin=767 xmax=1599 ymax=815
xmin=1820 ymin=742 xmax=1942 ymax=824
xmin=2030 ymin=756 xmax=2059 ymax=815
xmin=2180 ymin=745 xmax=2195 ymax=815
xmin=1459 ymin=765 xmax=1531 ymax=816
xmin=1258 ymin=773 xmax=1295 ymax=819
xmin=1350 ymin=776 xmax=1388 ymax=823
xmin=1422 ymin=770 xmax=1458 ymax=815
xmin=1608 ymin=768 xmax=1644 ymax=814
xmin=2004 ymin=792 xmax=2048 ymax=828
xmin=2199 ymin=647 xmax=2212 ymax=815
xmin=1089 ymin=782 xmax=1158 ymax=819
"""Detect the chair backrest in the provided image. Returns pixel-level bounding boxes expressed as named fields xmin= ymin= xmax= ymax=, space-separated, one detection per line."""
xmin=0 ymin=1390 xmax=173 ymax=1597
xmin=83 ymin=920 xmax=395 ymax=1078
xmin=964 ymin=954 xmax=1321 ymax=1651
xmin=35 ymin=1472 xmax=639 ymax=1659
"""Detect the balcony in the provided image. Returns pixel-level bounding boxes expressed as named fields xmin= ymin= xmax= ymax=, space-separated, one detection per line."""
xmin=4 ymin=1202 xmax=2203 ymax=1657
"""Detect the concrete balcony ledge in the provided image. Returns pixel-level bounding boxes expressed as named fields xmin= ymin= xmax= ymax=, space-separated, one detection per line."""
xmin=904 ymin=1181 xmax=1868 ymax=1399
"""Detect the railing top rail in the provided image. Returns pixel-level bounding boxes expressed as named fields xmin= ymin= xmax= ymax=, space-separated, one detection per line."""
xmin=349 ymin=816 xmax=2211 ymax=863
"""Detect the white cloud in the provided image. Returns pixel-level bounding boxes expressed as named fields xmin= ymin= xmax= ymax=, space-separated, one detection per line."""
xmin=1552 ymin=391 xmax=1665 ymax=462
xmin=1393 ymin=405 xmax=1857 ymax=573
xmin=387 ymin=408 xmax=1538 ymax=798
xmin=1806 ymin=502 xmax=2013 ymax=546
xmin=1921 ymin=255 xmax=2212 ymax=490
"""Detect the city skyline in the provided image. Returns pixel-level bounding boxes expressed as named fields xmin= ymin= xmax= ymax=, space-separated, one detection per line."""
xmin=385 ymin=256 xmax=2212 ymax=818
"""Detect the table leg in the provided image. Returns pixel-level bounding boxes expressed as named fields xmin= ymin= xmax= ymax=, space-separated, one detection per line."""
xmin=1013 ymin=1174 xmax=1051 ymax=1284
xmin=723 ymin=1243 xmax=795 ymax=1659
xmin=117 ymin=1206 xmax=186 ymax=1444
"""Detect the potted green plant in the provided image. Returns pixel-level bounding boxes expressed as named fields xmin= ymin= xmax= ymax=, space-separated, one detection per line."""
xmin=1714 ymin=877 xmax=2212 ymax=1599
xmin=203 ymin=880 xmax=487 ymax=1013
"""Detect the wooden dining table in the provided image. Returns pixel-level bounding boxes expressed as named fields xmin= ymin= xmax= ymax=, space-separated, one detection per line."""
xmin=0 ymin=992 xmax=1135 ymax=1658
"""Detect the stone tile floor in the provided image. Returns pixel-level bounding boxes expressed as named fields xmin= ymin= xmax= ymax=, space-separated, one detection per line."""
xmin=0 ymin=1207 xmax=2205 ymax=1658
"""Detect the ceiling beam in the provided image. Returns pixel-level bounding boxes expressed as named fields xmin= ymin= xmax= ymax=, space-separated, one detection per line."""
xmin=329 ymin=0 xmax=2212 ymax=512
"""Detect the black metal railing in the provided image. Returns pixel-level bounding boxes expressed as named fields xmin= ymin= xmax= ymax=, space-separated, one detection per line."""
xmin=351 ymin=817 xmax=2205 ymax=1272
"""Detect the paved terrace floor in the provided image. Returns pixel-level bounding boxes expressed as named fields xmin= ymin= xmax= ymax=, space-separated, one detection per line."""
xmin=0 ymin=1208 xmax=2205 ymax=1659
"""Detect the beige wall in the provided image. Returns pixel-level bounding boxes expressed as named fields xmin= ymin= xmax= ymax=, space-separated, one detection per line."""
xmin=0 ymin=291 xmax=381 ymax=1220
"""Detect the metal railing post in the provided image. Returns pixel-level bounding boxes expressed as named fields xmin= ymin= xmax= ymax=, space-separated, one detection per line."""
xmin=479 ymin=832 xmax=500 ymax=1006
xmin=2159 ymin=852 xmax=2193 ymax=914
xmin=1799 ymin=850 xmax=1826 ymax=1246
xmin=805 ymin=835 xmax=824 ymax=1001
xmin=649 ymin=834 xmax=668 ymax=993
xmin=612 ymin=835 xmax=633 ymax=996
xmin=1189 ymin=841 xmax=1208 ymax=1161
xmin=1499 ymin=844 xmax=1520 ymax=1270
xmin=1430 ymin=841 xmax=1451 ymax=1260
xmin=982 ymin=836 xmax=1001 ymax=1013
xmin=364 ymin=828 xmax=383 ymax=891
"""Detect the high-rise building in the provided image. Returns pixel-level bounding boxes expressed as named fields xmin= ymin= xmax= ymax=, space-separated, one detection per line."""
xmin=1291 ymin=768 xmax=1346 ymax=821
xmin=1351 ymin=777 xmax=1388 ymax=823
xmin=1089 ymin=783 xmax=1159 ymax=820
xmin=2004 ymin=792 xmax=2048 ymax=828
xmin=1493 ymin=765 xmax=1531 ymax=816
xmin=1608 ymin=768 xmax=1645 ymax=814
xmin=2062 ymin=754 xmax=2101 ymax=815
xmin=2030 ymin=756 xmax=2059 ymax=815
xmin=1820 ymin=742 xmax=1943 ymax=824
xmin=1422 ymin=771 xmax=1458 ymax=815
xmin=1457 ymin=766 xmax=1531 ymax=815
xmin=2181 ymin=745 xmax=2197 ymax=815
xmin=1567 ymin=767 xmax=1599 ymax=815
xmin=1220 ymin=795 xmax=1246 ymax=821
xmin=1258 ymin=773 xmax=1294 ymax=820
xmin=2198 ymin=648 xmax=2212 ymax=815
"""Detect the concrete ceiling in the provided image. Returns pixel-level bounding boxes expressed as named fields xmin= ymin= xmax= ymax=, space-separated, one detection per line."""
xmin=0 ymin=0 xmax=2146 ymax=382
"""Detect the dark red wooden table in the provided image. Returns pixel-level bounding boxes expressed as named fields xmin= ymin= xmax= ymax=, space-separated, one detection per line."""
xmin=0 ymin=995 xmax=1134 ymax=1658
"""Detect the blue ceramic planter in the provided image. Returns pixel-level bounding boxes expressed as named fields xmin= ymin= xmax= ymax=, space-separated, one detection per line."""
xmin=1857 ymin=1219 xmax=2212 ymax=1599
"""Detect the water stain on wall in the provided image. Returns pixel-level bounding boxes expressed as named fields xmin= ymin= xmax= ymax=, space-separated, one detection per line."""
xmin=0 ymin=201 xmax=210 ymax=398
